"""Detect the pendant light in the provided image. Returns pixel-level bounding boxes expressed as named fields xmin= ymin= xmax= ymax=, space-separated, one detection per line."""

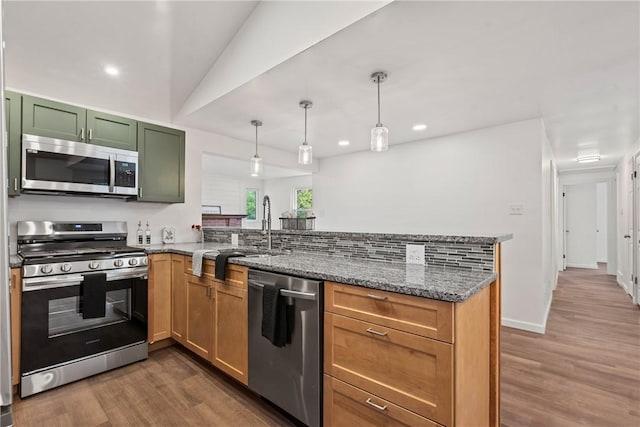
xmin=370 ymin=71 xmax=389 ymax=152
xmin=298 ymin=100 xmax=313 ymax=165
xmin=250 ymin=120 xmax=263 ymax=177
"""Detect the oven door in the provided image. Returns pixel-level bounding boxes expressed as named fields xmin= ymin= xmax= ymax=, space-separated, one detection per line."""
xmin=20 ymin=269 xmax=148 ymax=375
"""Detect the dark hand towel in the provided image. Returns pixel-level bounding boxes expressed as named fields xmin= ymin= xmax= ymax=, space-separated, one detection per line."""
xmin=261 ymin=284 xmax=287 ymax=347
xmin=215 ymin=253 xmax=245 ymax=280
xmin=82 ymin=272 xmax=107 ymax=319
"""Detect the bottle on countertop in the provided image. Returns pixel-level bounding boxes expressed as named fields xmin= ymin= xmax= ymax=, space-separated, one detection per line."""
xmin=137 ymin=221 xmax=144 ymax=245
xmin=145 ymin=221 xmax=151 ymax=245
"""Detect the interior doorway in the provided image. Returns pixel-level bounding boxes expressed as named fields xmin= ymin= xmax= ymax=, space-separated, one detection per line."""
xmin=564 ymin=183 xmax=598 ymax=269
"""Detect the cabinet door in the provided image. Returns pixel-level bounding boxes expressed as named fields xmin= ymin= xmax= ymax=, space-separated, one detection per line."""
xmin=137 ymin=122 xmax=185 ymax=203
xmin=325 ymin=313 xmax=453 ymax=426
xmin=213 ymin=281 xmax=248 ymax=385
xmin=5 ymin=91 xmax=21 ymax=196
xmin=86 ymin=109 xmax=137 ymax=150
xmin=22 ymin=95 xmax=86 ymax=142
xmin=148 ymin=254 xmax=172 ymax=343
xmin=171 ymin=255 xmax=187 ymax=344
xmin=185 ymin=274 xmax=214 ymax=360
xmin=10 ymin=269 xmax=21 ymax=386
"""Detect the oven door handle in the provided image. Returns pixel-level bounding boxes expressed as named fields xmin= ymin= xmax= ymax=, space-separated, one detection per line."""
xmin=106 ymin=268 xmax=148 ymax=282
xmin=23 ymin=275 xmax=85 ymax=291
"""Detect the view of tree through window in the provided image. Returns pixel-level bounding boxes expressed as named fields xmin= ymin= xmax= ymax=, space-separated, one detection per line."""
xmin=295 ymin=188 xmax=313 ymax=217
xmin=246 ymin=189 xmax=257 ymax=220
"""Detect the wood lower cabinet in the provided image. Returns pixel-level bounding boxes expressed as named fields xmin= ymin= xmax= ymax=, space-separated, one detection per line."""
xmin=324 ymin=282 xmax=491 ymax=427
xmin=10 ymin=268 xmax=21 ymax=386
xmin=184 ymin=274 xmax=215 ymax=360
xmin=171 ymin=255 xmax=187 ymax=344
xmin=148 ymin=254 xmax=172 ymax=343
xmin=213 ymin=280 xmax=248 ymax=385
xmin=324 ymin=376 xmax=440 ymax=427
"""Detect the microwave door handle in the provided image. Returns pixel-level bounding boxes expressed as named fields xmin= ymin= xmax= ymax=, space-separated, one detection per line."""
xmin=109 ymin=155 xmax=115 ymax=193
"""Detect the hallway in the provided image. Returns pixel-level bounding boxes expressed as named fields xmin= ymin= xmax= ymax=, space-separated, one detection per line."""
xmin=501 ymin=265 xmax=640 ymax=426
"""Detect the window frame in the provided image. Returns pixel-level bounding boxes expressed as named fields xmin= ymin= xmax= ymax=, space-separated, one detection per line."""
xmin=293 ymin=187 xmax=313 ymax=216
xmin=245 ymin=188 xmax=259 ymax=222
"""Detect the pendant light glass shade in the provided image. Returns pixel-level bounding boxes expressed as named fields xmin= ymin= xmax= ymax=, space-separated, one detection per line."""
xmin=298 ymin=100 xmax=313 ymax=165
xmin=371 ymin=125 xmax=389 ymax=152
xmin=250 ymin=120 xmax=263 ymax=177
xmin=250 ymin=155 xmax=263 ymax=177
xmin=370 ymin=71 xmax=389 ymax=152
xmin=298 ymin=143 xmax=312 ymax=165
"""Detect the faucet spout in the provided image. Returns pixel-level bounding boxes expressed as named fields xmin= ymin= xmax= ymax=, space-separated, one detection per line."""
xmin=262 ymin=195 xmax=272 ymax=250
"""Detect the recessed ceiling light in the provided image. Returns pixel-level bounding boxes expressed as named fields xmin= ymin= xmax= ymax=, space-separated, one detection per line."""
xmin=338 ymin=140 xmax=350 ymax=146
xmin=412 ymin=124 xmax=427 ymax=131
xmin=104 ymin=65 xmax=119 ymax=76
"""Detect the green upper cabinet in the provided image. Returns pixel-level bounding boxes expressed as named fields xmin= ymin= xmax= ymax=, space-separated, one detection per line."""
xmin=137 ymin=122 xmax=185 ymax=203
xmin=86 ymin=110 xmax=137 ymax=150
xmin=22 ymin=95 xmax=85 ymax=142
xmin=5 ymin=91 xmax=22 ymax=196
xmin=22 ymin=94 xmax=137 ymax=150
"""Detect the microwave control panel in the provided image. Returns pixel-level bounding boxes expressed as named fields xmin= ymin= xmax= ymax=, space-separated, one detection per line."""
xmin=114 ymin=161 xmax=136 ymax=188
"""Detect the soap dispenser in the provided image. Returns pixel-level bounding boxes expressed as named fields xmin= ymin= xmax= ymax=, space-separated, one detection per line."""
xmin=136 ymin=221 xmax=144 ymax=245
xmin=145 ymin=221 xmax=151 ymax=245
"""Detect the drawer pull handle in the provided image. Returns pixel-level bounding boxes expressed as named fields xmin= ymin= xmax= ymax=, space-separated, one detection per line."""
xmin=365 ymin=398 xmax=387 ymax=411
xmin=367 ymin=293 xmax=388 ymax=301
xmin=366 ymin=328 xmax=388 ymax=337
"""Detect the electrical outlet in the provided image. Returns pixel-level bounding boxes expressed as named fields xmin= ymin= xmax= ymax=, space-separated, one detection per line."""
xmin=231 ymin=234 xmax=239 ymax=246
xmin=406 ymin=244 xmax=425 ymax=265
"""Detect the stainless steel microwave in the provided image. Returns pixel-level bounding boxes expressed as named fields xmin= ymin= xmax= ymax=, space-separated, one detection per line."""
xmin=21 ymin=133 xmax=138 ymax=197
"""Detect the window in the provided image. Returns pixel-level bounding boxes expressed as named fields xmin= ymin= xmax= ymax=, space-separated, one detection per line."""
xmin=294 ymin=188 xmax=313 ymax=217
xmin=246 ymin=189 xmax=257 ymax=220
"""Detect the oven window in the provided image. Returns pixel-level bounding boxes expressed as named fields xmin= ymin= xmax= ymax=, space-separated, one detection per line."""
xmin=25 ymin=150 xmax=109 ymax=185
xmin=48 ymin=289 xmax=130 ymax=337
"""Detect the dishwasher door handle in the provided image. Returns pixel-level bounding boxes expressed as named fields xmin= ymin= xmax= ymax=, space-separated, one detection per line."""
xmin=249 ymin=281 xmax=317 ymax=301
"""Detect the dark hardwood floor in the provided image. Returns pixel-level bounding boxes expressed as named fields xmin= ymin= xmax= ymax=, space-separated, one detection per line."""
xmin=501 ymin=264 xmax=640 ymax=427
xmin=13 ymin=264 xmax=640 ymax=426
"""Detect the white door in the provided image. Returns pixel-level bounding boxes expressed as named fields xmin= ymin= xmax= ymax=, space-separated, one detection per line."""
xmin=596 ymin=183 xmax=608 ymax=263
xmin=634 ymin=156 xmax=640 ymax=304
xmin=565 ymin=183 xmax=598 ymax=269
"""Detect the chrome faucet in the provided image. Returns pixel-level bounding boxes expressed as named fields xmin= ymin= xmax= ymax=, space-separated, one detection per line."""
xmin=261 ymin=195 xmax=272 ymax=250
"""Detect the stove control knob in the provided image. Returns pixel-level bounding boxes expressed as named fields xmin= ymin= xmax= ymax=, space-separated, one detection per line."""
xmin=141 ymin=257 xmax=148 ymax=266
xmin=114 ymin=259 xmax=124 ymax=268
xmin=60 ymin=263 xmax=72 ymax=273
xmin=128 ymin=258 xmax=139 ymax=266
xmin=40 ymin=265 xmax=53 ymax=274
xmin=88 ymin=261 xmax=100 ymax=270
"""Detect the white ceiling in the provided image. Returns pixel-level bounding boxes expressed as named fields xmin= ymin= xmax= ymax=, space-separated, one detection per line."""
xmin=202 ymin=153 xmax=310 ymax=181
xmin=4 ymin=1 xmax=639 ymax=172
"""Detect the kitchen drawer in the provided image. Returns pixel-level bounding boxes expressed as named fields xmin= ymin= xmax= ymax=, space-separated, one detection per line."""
xmin=324 ymin=313 xmax=453 ymax=426
xmin=325 ymin=282 xmax=453 ymax=343
xmin=185 ymin=258 xmax=247 ymax=289
xmin=324 ymin=375 xmax=441 ymax=427
xmin=185 ymin=257 xmax=215 ymax=280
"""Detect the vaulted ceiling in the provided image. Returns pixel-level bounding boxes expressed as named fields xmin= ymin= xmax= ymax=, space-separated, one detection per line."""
xmin=4 ymin=1 xmax=639 ymax=171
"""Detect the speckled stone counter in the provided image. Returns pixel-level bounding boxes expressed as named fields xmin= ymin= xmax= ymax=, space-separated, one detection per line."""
xmin=145 ymin=244 xmax=496 ymax=302
xmin=9 ymin=255 xmax=22 ymax=268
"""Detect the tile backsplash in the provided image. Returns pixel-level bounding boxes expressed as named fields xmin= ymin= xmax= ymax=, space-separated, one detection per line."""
xmin=203 ymin=229 xmax=496 ymax=272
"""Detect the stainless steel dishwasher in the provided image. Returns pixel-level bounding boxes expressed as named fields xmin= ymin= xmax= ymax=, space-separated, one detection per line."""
xmin=248 ymin=269 xmax=323 ymax=427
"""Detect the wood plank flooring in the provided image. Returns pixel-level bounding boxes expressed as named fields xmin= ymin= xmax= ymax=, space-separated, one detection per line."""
xmin=12 ymin=346 xmax=295 ymax=426
xmin=501 ymin=264 xmax=640 ymax=427
xmin=13 ymin=264 xmax=640 ymax=426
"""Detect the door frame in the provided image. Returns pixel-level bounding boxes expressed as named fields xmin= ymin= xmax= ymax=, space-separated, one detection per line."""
xmin=632 ymin=152 xmax=640 ymax=305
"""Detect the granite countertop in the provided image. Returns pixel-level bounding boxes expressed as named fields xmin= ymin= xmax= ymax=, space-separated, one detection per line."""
xmin=9 ymin=255 xmax=22 ymax=269
xmin=145 ymin=243 xmax=496 ymax=302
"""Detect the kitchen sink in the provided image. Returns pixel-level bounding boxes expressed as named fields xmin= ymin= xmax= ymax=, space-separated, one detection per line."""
xmin=217 ymin=248 xmax=275 ymax=258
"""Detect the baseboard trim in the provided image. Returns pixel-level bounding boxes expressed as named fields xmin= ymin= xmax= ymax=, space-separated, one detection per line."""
xmin=542 ymin=296 xmax=553 ymax=331
xmin=501 ymin=317 xmax=546 ymax=334
xmin=566 ymin=262 xmax=599 ymax=269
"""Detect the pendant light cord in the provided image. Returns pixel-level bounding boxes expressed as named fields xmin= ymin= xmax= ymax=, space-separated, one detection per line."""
xmin=255 ymin=123 xmax=258 ymax=156
xmin=377 ymin=76 xmax=382 ymax=126
xmin=304 ymin=105 xmax=308 ymax=144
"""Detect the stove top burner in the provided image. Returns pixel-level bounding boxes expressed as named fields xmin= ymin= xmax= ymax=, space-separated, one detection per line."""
xmin=20 ymin=246 xmax=143 ymax=260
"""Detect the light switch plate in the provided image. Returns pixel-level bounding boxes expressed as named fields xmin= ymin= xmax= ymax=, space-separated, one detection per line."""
xmin=509 ymin=203 xmax=524 ymax=215
xmin=406 ymin=244 xmax=425 ymax=265
xmin=231 ymin=233 xmax=239 ymax=246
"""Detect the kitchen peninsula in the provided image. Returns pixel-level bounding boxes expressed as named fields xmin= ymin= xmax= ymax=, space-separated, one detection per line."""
xmin=143 ymin=229 xmax=511 ymax=427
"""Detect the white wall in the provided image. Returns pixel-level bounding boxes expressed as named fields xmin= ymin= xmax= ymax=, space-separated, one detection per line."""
xmin=314 ymin=118 xmax=549 ymax=332
xmin=541 ymin=127 xmax=556 ymax=324
xmin=263 ymin=175 xmax=313 ymax=230
xmin=596 ymin=182 xmax=608 ymax=262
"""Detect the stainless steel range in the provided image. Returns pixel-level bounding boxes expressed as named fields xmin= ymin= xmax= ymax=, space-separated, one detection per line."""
xmin=17 ymin=221 xmax=148 ymax=397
